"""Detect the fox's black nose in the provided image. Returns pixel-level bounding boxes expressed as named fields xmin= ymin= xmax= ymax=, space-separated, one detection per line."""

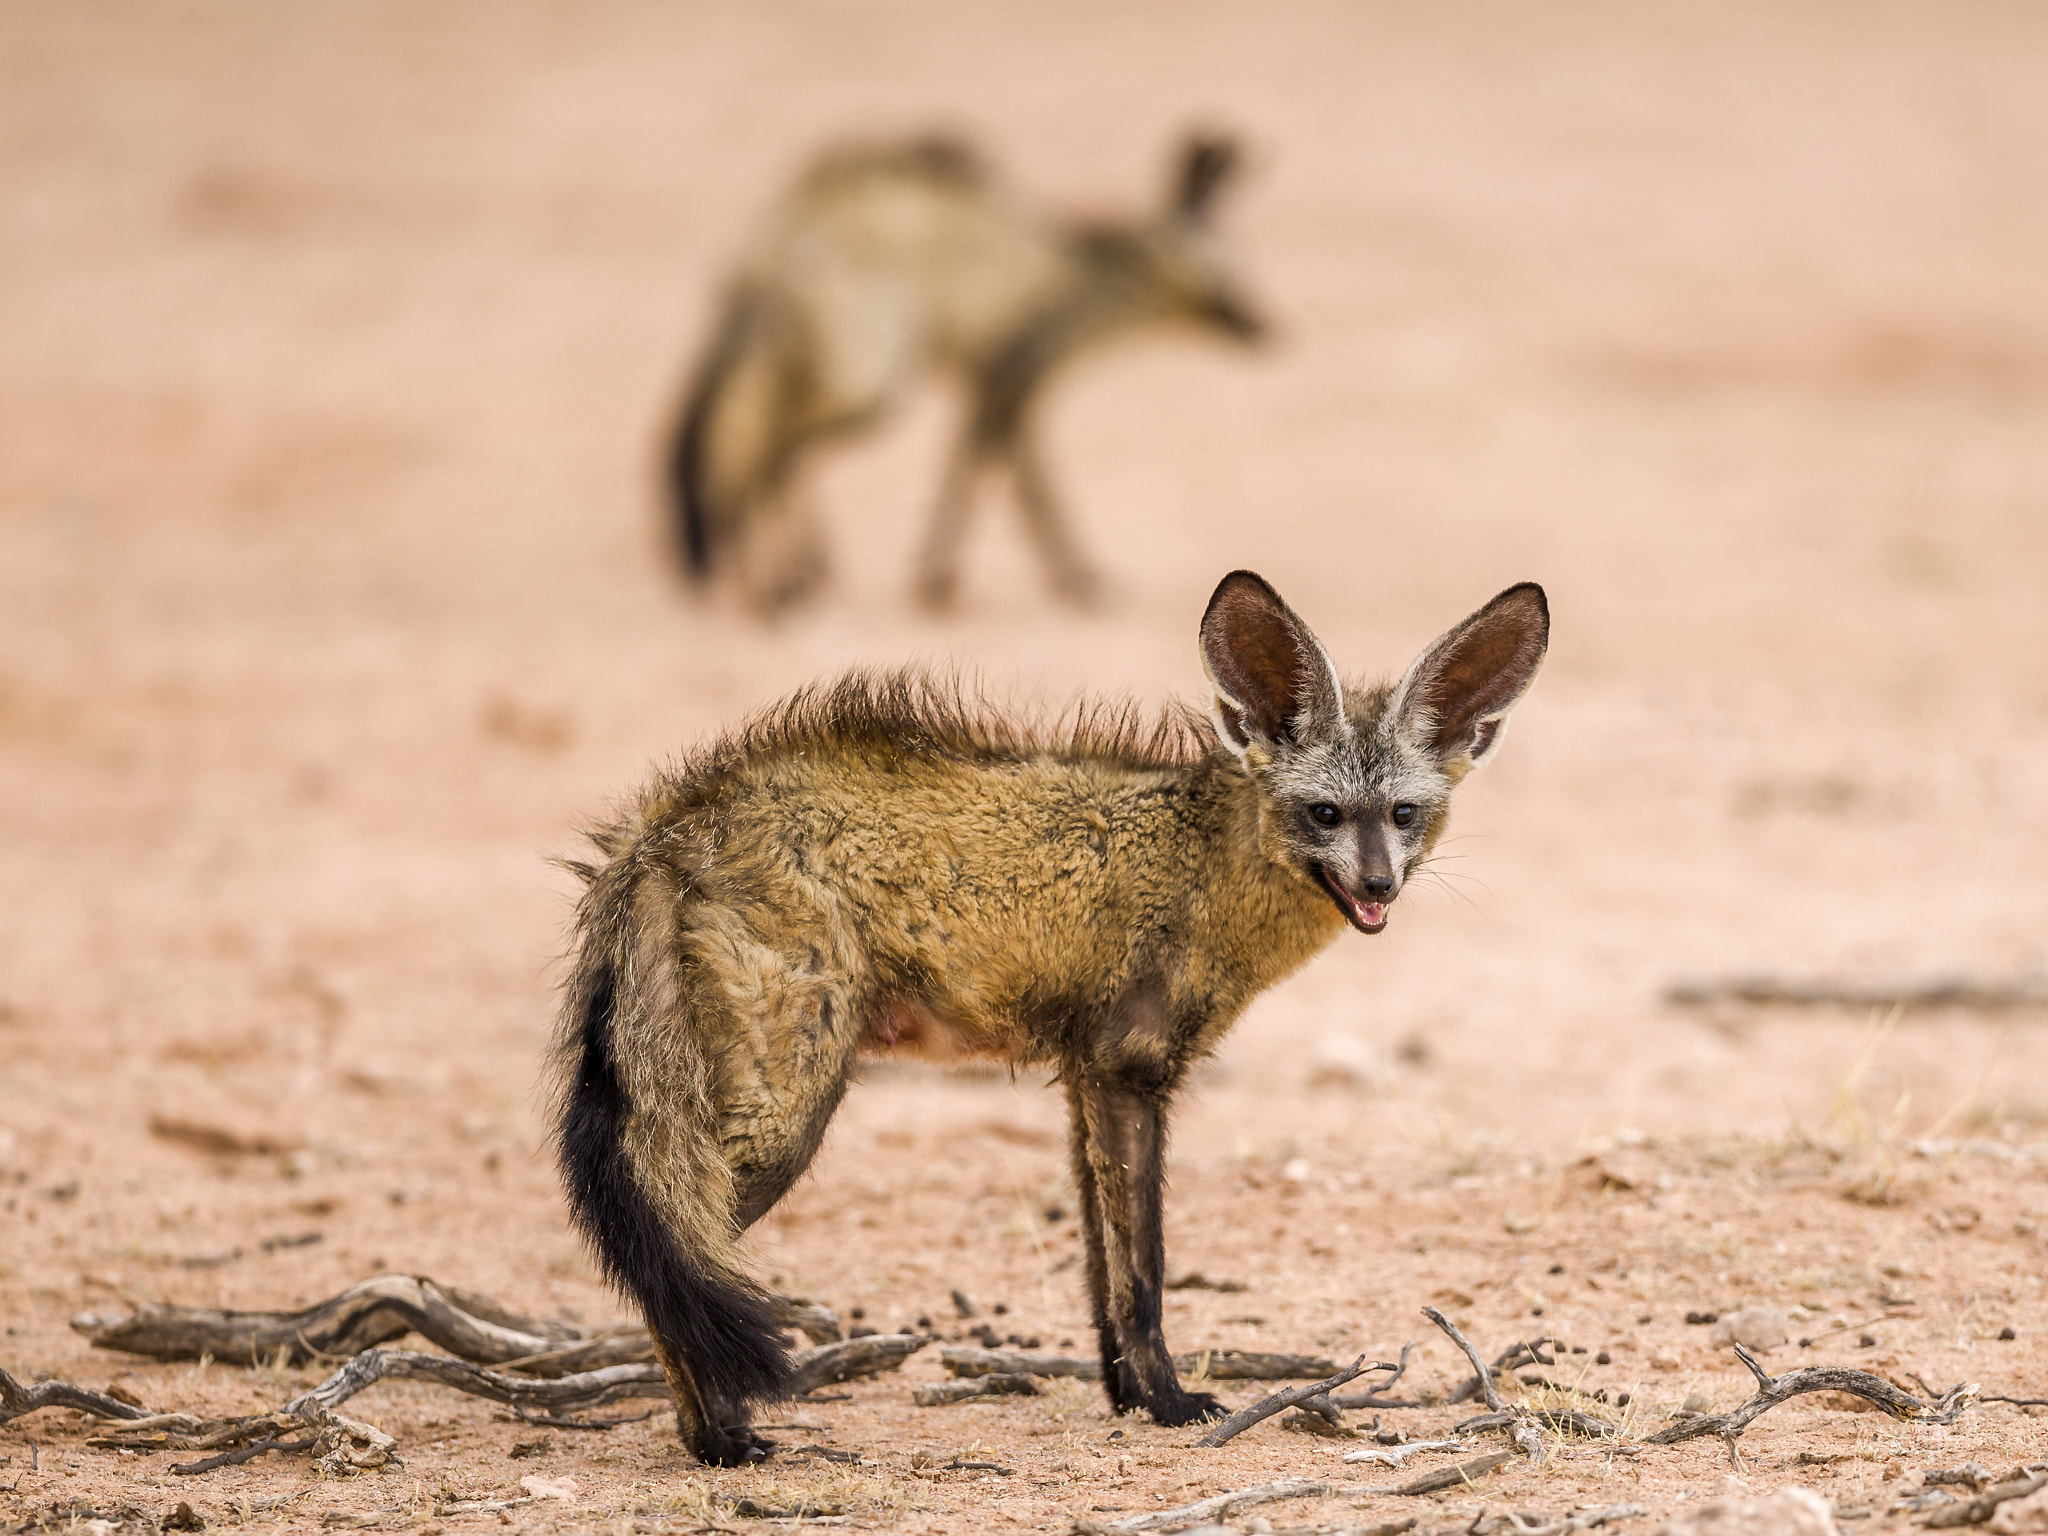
xmin=1361 ymin=875 xmax=1394 ymax=899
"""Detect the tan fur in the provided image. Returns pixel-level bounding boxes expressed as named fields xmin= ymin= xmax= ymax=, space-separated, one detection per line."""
xmin=576 ymin=683 xmax=1338 ymax=1246
xmin=552 ymin=576 xmax=1547 ymax=1460
xmin=669 ymin=134 xmax=1262 ymax=612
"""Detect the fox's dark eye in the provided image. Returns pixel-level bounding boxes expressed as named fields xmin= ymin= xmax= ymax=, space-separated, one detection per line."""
xmin=1391 ymin=804 xmax=1417 ymax=828
xmin=1308 ymin=803 xmax=1341 ymax=827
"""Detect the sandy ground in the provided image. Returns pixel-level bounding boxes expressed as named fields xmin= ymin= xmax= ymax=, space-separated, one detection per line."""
xmin=3 ymin=2 xmax=2047 ymax=1531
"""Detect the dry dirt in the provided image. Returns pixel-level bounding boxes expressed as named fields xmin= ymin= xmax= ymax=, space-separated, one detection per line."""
xmin=3 ymin=3 xmax=2046 ymax=1532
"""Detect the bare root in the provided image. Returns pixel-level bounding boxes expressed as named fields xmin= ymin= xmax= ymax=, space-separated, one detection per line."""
xmin=68 ymin=1272 xmax=837 ymax=1375
xmin=1641 ymin=1342 xmax=1974 ymax=1445
xmin=0 ymin=1366 xmax=156 ymax=1426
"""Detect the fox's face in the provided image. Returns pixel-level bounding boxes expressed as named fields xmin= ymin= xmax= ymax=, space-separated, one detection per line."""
xmin=1200 ymin=573 xmax=1549 ymax=935
xmin=1116 ymin=132 xmax=1265 ymax=342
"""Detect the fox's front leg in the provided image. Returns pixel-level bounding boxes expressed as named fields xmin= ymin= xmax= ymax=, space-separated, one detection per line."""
xmin=1064 ymin=1073 xmax=1224 ymax=1426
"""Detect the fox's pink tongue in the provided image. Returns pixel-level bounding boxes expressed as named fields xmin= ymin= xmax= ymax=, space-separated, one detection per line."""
xmin=1359 ymin=901 xmax=1387 ymax=927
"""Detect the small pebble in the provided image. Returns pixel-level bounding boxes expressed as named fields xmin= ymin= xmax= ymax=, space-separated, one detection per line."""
xmin=1549 ymin=1263 xmax=1566 ymax=1275
xmin=1684 ymin=1310 xmax=1719 ymax=1326
xmin=1596 ymin=1351 xmax=1612 ymax=1365
xmin=1637 ymin=1313 xmax=1654 ymax=1324
xmin=1858 ymin=1333 xmax=1877 ymax=1348
xmin=849 ymin=1307 xmax=865 ymax=1320
xmin=993 ymin=1302 xmax=1009 ymax=1315
xmin=1712 ymin=1307 xmax=1789 ymax=1353
xmin=1998 ymin=1326 xmax=2017 ymax=1341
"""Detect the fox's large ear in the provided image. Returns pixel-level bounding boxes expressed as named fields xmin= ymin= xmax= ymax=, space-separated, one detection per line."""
xmin=1172 ymin=134 xmax=1239 ymax=223
xmin=1200 ymin=570 xmax=1345 ymax=764
xmin=1389 ymin=583 xmax=1549 ymax=772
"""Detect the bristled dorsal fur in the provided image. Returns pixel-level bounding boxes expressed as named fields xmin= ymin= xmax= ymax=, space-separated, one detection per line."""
xmin=570 ymin=670 xmax=1214 ymax=870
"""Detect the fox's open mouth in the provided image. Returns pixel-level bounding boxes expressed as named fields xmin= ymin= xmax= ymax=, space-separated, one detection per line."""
xmin=1315 ymin=864 xmax=1389 ymax=934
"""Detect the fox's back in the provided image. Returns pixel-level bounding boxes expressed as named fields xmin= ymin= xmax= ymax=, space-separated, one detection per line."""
xmin=667 ymin=748 xmax=1183 ymax=1044
xmin=745 ymin=139 xmax=1069 ymax=372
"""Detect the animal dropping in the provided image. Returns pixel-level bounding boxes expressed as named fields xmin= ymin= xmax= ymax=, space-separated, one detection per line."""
xmin=665 ymin=133 xmax=1264 ymax=612
xmin=550 ymin=570 xmax=1548 ymax=1464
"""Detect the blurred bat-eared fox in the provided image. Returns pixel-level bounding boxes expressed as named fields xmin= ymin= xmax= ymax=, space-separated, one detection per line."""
xmin=551 ymin=571 xmax=1548 ymax=1465
xmin=667 ymin=132 xmax=1264 ymax=613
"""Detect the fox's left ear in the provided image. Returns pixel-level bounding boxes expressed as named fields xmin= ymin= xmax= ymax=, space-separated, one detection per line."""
xmin=1390 ymin=583 xmax=1549 ymax=773
xmin=1171 ymin=134 xmax=1240 ymax=223
xmin=1200 ymin=570 xmax=1345 ymax=765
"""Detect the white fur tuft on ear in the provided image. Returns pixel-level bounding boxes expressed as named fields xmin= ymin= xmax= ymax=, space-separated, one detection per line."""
xmin=1207 ymin=685 xmax=1257 ymax=764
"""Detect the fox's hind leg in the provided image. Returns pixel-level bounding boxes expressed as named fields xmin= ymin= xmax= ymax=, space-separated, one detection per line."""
xmin=558 ymin=901 xmax=860 ymax=1465
xmin=1010 ymin=435 xmax=1102 ymax=609
xmin=735 ymin=478 xmax=832 ymax=616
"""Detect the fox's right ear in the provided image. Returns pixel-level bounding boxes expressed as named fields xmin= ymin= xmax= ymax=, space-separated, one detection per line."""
xmin=1172 ymin=134 xmax=1240 ymax=223
xmin=1200 ymin=570 xmax=1344 ymax=765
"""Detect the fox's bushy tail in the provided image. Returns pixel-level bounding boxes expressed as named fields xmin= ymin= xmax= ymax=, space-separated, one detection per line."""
xmin=666 ymin=289 xmax=768 ymax=583
xmin=553 ymin=872 xmax=788 ymax=1409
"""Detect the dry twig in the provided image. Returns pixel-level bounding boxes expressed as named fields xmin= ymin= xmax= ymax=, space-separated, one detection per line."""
xmin=914 ymin=1374 xmax=1040 ymax=1407
xmin=1343 ymin=1439 xmax=1464 ymax=1469
xmin=74 ymin=1274 xmax=588 ymax=1371
xmin=89 ymin=1406 xmax=399 ymax=1478
xmin=943 ymin=1346 xmax=1102 ymax=1380
xmin=1196 ymin=1356 xmax=1388 ymax=1447
xmin=785 ymin=1333 xmax=930 ymax=1393
xmin=1640 ymin=1342 xmax=1973 ymax=1445
xmin=1922 ymin=1472 xmax=2048 ymax=1528
xmin=1664 ymin=975 xmax=2048 ymax=1012
xmin=1075 ymin=1476 xmax=1337 ymax=1532
xmin=278 ymin=1333 xmax=927 ymax=1421
xmin=941 ymin=1345 xmax=1336 ymax=1384
xmin=1331 ymin=1342 xmax=1422 ymax=1410
xmin=1392 ymin=1450 xmax=1516 ymax=1495
xmin=0 ymin=1366 xmax=155 ymax=1425
xmin=69 ymin=1272 xmax=839 ymax=1375
xmin=1422 ymin=1308 xmax=1506 ymax=1413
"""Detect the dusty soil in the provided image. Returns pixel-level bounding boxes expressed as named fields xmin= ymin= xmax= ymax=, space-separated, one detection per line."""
xmin=2 ymin=2 xmax=2046 ymax=1531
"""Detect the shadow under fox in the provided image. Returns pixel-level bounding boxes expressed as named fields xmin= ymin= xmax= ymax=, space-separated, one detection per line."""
xmin=668 ymin=133 xmax=1263 ymax=613
xmin=552 ymin=572 xmax=1548 ymax=1464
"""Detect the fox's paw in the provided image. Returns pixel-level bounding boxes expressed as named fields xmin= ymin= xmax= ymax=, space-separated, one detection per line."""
xmin=695 ymin=1423 xmax=775 ymax=1467
xmin=1145 ymin=1389 xmax=1227 ymax=1427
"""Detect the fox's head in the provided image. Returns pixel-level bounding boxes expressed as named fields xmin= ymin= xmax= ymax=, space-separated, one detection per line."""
xmin=1200 ymin=572 xmax=1549 ymax=934
xmin=1085 ymin=133 xmax=1264 ymax=342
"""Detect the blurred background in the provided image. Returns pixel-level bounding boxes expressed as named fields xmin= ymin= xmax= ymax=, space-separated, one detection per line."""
xmin=4 ymin=0 xmax=2048 ymax=1303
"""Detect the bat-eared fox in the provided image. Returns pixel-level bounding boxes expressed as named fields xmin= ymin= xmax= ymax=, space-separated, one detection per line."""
xmin=552 ymin=571 xmax=1548 ymax=1464
xmin=666 ymin=132 xmax=1264 ymax=614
